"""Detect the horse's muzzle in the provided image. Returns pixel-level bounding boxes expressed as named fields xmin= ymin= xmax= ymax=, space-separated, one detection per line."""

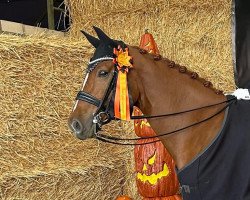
xmin=69 ymin=119 xmax=96 ymax=140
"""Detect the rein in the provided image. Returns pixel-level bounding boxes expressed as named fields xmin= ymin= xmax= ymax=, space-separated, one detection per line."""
xmin=130 ymin=98 xmax=235 ymax=120
xmin=95 ymin=98 xmax=236 ymax=145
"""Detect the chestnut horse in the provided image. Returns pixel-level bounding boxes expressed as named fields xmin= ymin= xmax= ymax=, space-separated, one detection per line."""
xmin=68 ymin=27 xmax=250 ymax=200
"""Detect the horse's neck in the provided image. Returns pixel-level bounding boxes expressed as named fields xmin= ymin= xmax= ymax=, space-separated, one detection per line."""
xmin=131 ymin=48 xmax=227 ymax=170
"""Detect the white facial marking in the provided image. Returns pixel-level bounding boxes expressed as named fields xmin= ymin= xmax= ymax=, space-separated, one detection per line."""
xmin=72 ymin=73 xmax=90 ymax=111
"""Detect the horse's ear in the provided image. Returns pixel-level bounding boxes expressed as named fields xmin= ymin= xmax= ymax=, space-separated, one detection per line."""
xmin=93 ymin=26 xmax=114 ymax=44
xmin=81 ymin=30 xmax=100 ymax=48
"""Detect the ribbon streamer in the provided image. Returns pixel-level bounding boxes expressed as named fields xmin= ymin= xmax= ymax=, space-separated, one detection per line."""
xmin=113 ymin=46 xmax=133 ymax=120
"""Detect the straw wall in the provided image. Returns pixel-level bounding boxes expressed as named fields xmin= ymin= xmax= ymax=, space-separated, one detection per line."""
xmin=0 ymin=0 xmax=236 ymax=199
xmin=0 ymin=34 xmax=136 ymax=199
xmin=66 ymin=0 xmax=235 ymax=91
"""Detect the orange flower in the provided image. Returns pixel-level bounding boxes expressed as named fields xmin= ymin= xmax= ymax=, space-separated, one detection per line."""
xmin=115 ymin=47 xmax=133 ymax=68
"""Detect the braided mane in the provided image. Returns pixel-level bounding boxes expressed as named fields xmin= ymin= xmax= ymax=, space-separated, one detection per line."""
xmin=132 ymin=46 xmax=223 ymax=95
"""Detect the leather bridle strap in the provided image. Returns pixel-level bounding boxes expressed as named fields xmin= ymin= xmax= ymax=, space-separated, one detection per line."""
xmin=75 ymin=69 xmax=118 ymax=127
xmin=76 ymin=91 xmax=101 ymax=107
xmin=95 ymin=98 xmax=237 ymax=145
xmin=130 ymin=97 xmax=237 ymax=120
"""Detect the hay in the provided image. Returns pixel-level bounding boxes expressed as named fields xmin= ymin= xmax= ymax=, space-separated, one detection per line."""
xmin=0 ymin=34 xmax=136 ymax=199
xmin=0 ymin=0 xmax=237 ymax=198
xmin=0 ymin=137 xmax=127 ymax=199
xmin=66 ymin=0 xmax=235 ymax=92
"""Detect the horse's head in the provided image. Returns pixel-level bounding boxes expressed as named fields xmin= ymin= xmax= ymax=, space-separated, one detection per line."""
xmin=68 ymin=27 xmax=140 ymax=140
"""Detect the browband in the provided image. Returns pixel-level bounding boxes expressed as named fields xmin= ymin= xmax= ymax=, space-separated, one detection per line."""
xmin=88 ymin=57 xmax=113 ymax=65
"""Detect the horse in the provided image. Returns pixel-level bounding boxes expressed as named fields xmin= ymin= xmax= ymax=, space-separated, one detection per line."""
xmin=68 ymin=26 xmax=250 ymax=200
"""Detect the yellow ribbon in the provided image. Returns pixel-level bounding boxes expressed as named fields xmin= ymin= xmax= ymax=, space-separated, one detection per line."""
xmin=113 ymin=46 xmax=132 ymax=121
xmin=119 ymin=71 xmax=129 ymax=120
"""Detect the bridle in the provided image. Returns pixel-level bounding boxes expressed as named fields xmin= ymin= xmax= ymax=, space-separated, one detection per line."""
xmin=75 ymin=53 xmax=237 ymax=146
xmin=76 ymin=64 xmax=119 ymax=128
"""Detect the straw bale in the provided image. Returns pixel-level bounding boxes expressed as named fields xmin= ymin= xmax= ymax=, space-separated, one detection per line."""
xmin=65 ymin=0 xmax=236 ymax=198
xmin=0 ymin=136 xmax=131 ymax=200
xmin=0 ymin=34 xmax=137 ymax=199
xmin=66 ymin=0 xmax=235 ymax=91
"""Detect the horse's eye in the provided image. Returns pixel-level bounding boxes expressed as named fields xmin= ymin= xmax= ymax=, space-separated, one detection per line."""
xmin=98 ymin=70 xmax=109 ymax=77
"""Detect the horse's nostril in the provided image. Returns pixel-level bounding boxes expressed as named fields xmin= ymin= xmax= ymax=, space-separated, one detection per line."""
xmin=71 ymin=119 xmax=84 ymax=134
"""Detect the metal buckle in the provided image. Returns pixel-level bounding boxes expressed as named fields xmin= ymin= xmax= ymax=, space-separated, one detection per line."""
xmin=93 ymin=112 xmax=110 ymax=125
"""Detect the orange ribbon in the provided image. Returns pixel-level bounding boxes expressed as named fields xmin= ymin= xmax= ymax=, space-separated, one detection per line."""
xmin=113 ymin=46 xmax=133 ymax=121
